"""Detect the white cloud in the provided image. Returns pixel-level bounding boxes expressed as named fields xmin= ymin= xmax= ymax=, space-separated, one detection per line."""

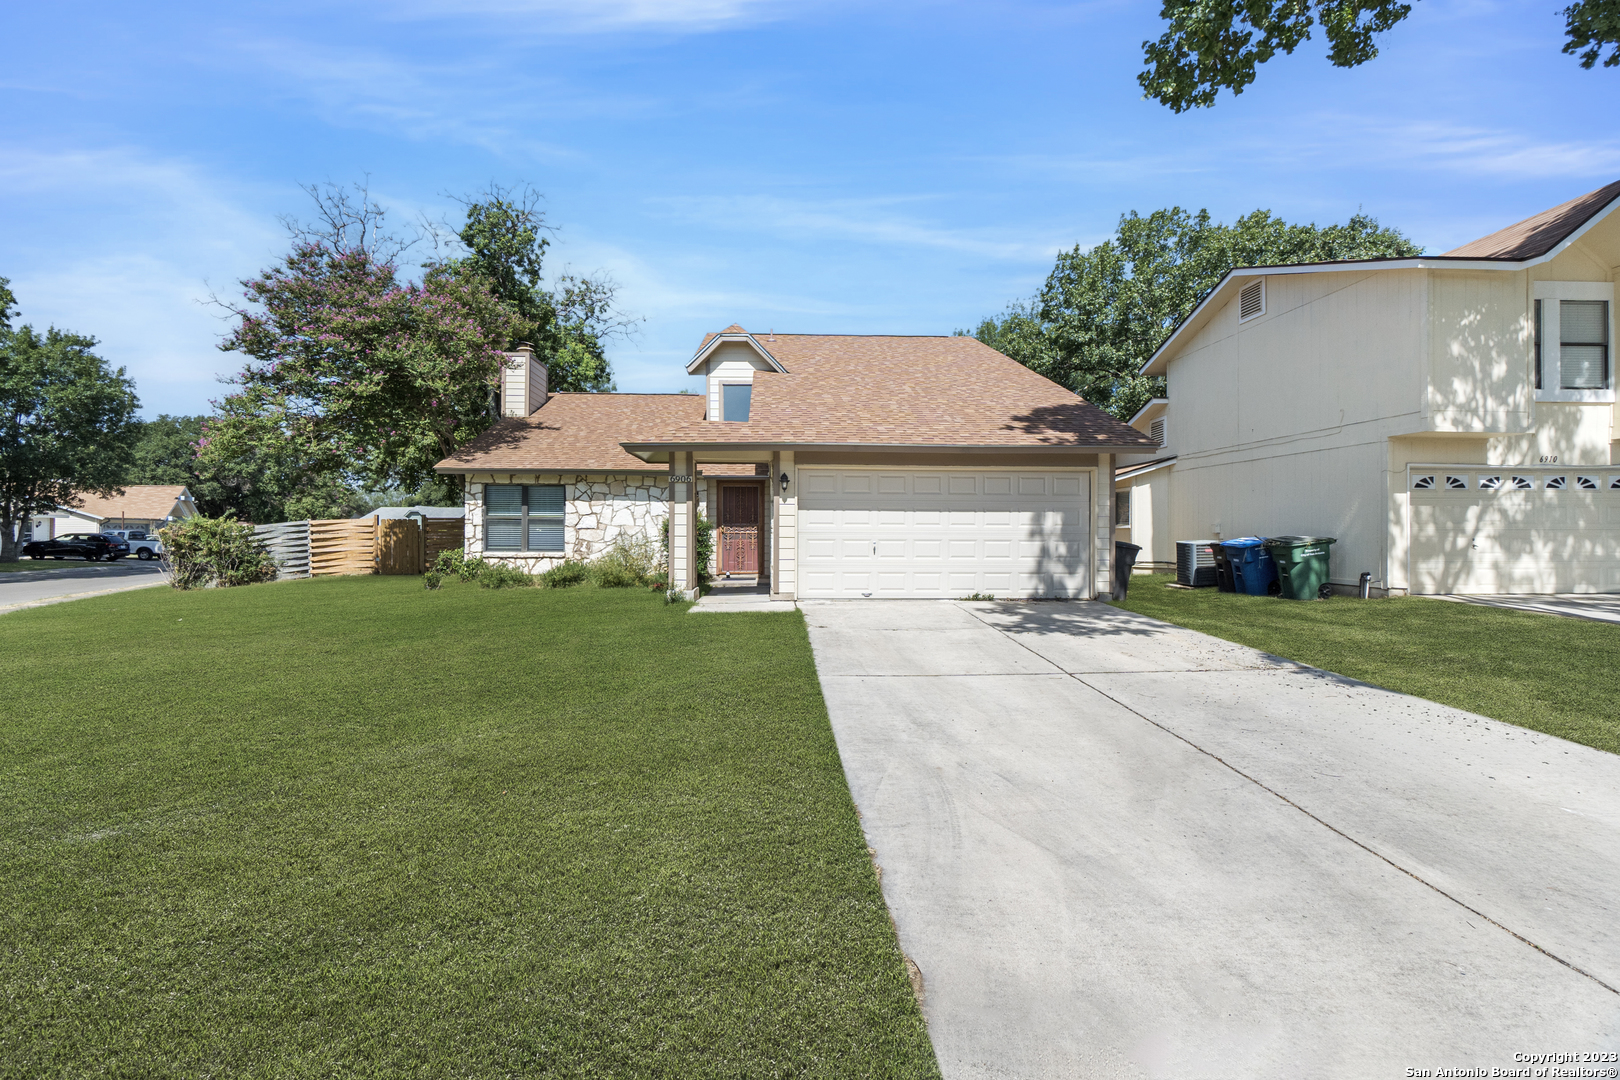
xmin=0 ymin=146 xmax=284 ymax=415
xmin=648 ymin=193 xmax=1062 ymax=261
xmin=379 ymin=0 xmax=796 ymax=32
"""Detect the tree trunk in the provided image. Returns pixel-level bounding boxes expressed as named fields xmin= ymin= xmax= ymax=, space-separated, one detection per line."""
xmin=0 ymin=512 xmax=18 ymax=564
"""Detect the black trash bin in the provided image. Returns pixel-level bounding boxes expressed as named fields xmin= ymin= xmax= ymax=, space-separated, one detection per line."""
xmin=1210 ymin=543 xmax=1238 ymax=593
xmin=1113 ymin=541 xmax=1143 ymax=600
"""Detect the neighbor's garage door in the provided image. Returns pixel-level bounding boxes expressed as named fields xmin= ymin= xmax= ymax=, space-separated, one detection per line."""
xmin=1409 ymin=467 xmax=1620 ymax=594
xmin=798 ymin=468 xmax=1092 ymax=598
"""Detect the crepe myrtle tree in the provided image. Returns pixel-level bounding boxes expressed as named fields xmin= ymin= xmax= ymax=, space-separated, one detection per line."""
xmin=0 ymin=277 xmax=142 ymax=561
xmin=1142 ymin=0 xmax=1619 ymax=113
xmin=203 ymin=241 xmax=523 ymax=499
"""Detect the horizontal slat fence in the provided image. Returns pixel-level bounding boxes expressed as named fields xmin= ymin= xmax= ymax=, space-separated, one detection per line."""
xmin=425 ymin=519 xmax=464 ymax=564
xmin=310 ymin=518 xmax=380 ymax=577
xmin=254 ymin=515 xmax=462 ymax=577
xmin=253 ymin=520 xmax=311 ymax=579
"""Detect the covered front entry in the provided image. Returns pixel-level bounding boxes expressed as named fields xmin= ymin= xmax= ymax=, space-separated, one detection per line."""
xmin=798 ymin=467 xmax=1092 ymax=598
xmin=1408 ymin=465 xmax=1620 ymax=593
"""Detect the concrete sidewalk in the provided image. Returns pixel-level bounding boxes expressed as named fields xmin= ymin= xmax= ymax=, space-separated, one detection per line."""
xmin=804 ymin=599 xmax=1620 ymax=1079
xmin=1428 ymin=592 xmax=1620 ymax=625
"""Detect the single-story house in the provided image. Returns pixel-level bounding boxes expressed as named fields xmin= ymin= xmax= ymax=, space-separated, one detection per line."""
xmin=1117 ymin=179 xmax=1620 ymax=595
xmin=27 ymin=485 xmax=199 ymax=541
xmin=436 ymin=332 xmax=1155 ymax=599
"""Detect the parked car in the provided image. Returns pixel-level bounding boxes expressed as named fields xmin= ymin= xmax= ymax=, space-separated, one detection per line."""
xmin=21 ymin=533 xmax=127 ymax=561
xmin=105 ymin=528 xmax=164 ymax=560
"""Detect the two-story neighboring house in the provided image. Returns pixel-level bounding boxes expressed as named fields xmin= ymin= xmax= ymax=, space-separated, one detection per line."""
xmin=436 ymin=328 xmax=1154 ymax=599
xmin=1120 ymin=179 xmax=1620 ymax=595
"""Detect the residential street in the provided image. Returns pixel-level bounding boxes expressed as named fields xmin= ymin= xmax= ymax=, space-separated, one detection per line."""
xmin=805 ymin=599 xmax=1620 ymax=1079
xmin=0 ymin=561 xmax=167 ymax=613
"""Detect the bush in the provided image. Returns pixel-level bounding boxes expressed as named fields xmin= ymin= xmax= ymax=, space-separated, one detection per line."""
xmin=423 ymin=570 xmax=443 ymax=590
xmin=477 ymin=563 xmax=535 ymax=589
xmin=431 ymin=547 xmax=468 ymax=577
xmin=590 ymin=534 xmax=660 ymax=588
xmin=159 ymin=517 xmax=278 ymax=590
xmin=457 ymin=556 xmax=487 ymax=582
xmin=538 ymin=560 xmax=589 ymax=589
xmin=658 ymin=513 xmax=715 ymax=589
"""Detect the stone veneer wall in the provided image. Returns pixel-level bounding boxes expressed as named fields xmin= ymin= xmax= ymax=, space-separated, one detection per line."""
xmin=462 ymin=473 xmax=680 ymax=573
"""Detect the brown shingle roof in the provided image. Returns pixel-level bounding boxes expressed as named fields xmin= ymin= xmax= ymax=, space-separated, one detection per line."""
xmin=632 ymin=334 xmax=1156 ymax=451
xmin=69 ymin=485 xmax=191 ymax=520
xmin=1444 ymin=179 xmax=1620 ymax=260
xmin=435 ymin=393 xmax=705 ymax=473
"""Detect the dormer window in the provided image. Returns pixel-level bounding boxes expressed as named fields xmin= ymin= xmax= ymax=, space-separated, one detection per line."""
xmin=723 ymin=383 xmax=752 ymax=421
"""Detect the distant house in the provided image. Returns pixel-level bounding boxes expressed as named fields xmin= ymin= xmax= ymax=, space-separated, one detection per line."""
xmin=359 ymin=506 xmax=466 ymax=521
xmin=28 ymin=485 xmax=200 ymax=540
xmin=1117 ymin=179 xmax=1620 ymax=595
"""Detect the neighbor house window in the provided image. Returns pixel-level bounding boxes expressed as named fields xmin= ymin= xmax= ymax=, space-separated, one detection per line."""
xmin=1533 ymin=284 xmax=1614 ymax=401
xmin=1560 ymin=300 xmax=1609 ymax=390
xmin=1533 ymin=299 xmax=1543 ymax=390
xmin=1115 ymin=489 xmax=1131 ymax=527
xmin=485 ymin=484 xmax=565 ymax=552
xmin=722 ymin=383 xmax=752 ymax=421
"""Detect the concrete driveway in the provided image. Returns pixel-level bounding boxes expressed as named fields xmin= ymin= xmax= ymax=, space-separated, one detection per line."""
xmin=0 ymin=561 xmax=167 ymax=613
xmin=803 ymin=599 xmax=1620 ymax=1079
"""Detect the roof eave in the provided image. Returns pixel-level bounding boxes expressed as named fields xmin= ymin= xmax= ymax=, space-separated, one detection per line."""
xmin=1138 ymin=240 xmax=1617 ymax=378
xmin=621 ymin=438 xmax=1157 ymax=456
xmin=685 ymin=332 xmax=786 ymax=375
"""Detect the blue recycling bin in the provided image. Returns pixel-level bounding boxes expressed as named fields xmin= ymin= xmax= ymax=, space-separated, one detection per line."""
xmin=1220 ymin=537 xmax=1278 ymax=596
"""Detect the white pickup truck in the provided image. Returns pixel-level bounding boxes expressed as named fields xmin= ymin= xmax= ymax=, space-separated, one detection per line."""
xmin=105 ymin=528 xmax=165 ymax=560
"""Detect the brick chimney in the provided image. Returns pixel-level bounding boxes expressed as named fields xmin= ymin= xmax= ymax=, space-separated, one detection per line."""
xmin=501 ymin=343 xmax=549 ymax=418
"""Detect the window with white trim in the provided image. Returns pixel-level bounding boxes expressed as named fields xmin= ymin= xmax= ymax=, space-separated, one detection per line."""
xmin=1532 ymin=282 xmax=1614 ymax=401
xmin=1510 ymin=475 xmax=1535 ymax=490
xmin=1445 ymin=475 xmax=1468 ymax=489
xmin=1238 ymin=279 xmax=1265 ymax=322
xmin=1545 ymin=475 xmax=1567 ymax=490
xmin=1576 ymin=476 xmax=1599 ymax=490
xmin=485 ymin=484 xmax=565 ymax=552
xmin=1412 ymin=475 xmax=1435 ymax=489
xmin=1480 ymin=475 xmax=1503 ymax=490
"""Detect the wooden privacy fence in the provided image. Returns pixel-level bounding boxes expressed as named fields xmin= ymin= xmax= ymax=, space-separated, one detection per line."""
xmin=253 ymin=520 xmax=312 ymax=579
xmin=254 ymin=515 xmax=464 ymax=577
xmin=424 ymin=519 xmax=463 ymax=564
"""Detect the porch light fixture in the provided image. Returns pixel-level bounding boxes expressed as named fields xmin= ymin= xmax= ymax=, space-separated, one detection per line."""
xmin=780 ymin=472 xmax=790 ymax=493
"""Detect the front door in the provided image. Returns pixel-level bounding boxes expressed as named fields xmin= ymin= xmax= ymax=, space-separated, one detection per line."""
xmin=719 ymin=484 xmax=761 ymax=575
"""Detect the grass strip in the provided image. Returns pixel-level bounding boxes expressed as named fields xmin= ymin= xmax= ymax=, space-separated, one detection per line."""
xmin=1112 ymin=573 xmax=1620 ymax=756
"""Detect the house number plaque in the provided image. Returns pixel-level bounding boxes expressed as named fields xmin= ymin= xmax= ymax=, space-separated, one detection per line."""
xmin=670 ymin=474 xmax=693 ymax=483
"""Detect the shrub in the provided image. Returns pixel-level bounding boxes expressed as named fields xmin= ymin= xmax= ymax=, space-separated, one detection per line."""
xmin=159 ymin=517 xmax=278 ymax=590
xmin=590 ymin=534 xmax=660 ymax=588
xmin=657 ymin=513 xmax=715 ymax=588
xmin=431 ymin=547 xmax=468 ymax=577
xmin=423 ymin=570 xmax=443 ymax=590
xmin=538 ymin=560 xmax=590 ymax=589
xmin=477 ymin=563 xmax=534 ymax=589
xmin=457 ymin=556 xmax=487 ymax=582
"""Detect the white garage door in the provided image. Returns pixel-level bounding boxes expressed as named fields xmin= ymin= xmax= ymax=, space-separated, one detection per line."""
xmin=798 ymin=468 xmax=1092 ymax=598
xmin=1409 ymin=467 xmax=1620 ymax=594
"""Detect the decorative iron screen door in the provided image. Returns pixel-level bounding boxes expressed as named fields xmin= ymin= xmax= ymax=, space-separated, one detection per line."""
xmin=719 ymin=485 xmax=761 ymax=574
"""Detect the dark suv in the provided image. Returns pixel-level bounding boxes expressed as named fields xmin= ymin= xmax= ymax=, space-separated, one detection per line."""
xmin=22 ymin=533 xmax=127 ymax=561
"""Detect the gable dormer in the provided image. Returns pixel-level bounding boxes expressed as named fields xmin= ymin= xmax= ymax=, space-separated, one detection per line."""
xmin=687 ymin=324 xmax=787 ymax=421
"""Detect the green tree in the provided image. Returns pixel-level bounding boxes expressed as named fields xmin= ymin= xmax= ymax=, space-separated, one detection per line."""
xmin=1142 ymin=0 xmax=1619 ymax=112
xmin=439 ymin=185 xmax=634 ymax=393
xmin=967 ymin=208 xmax=1421 ymax=420
xmin=0 ymin=282 xmax=142 ymax=560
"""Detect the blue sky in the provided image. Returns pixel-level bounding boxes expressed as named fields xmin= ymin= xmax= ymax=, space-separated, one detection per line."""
xmin=3 ymin=0 xmax=1616 ymax=416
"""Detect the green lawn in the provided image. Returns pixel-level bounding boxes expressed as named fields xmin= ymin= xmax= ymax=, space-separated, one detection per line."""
xmin=1113 ymin=573 xmax=1620 ymax=756
xmin=0 ymin=577 xmax=939 ymax=1078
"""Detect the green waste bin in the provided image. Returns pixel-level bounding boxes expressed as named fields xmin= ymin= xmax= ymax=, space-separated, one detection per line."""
xmin=1263 ymin=535 xmax=1337 ymax=600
